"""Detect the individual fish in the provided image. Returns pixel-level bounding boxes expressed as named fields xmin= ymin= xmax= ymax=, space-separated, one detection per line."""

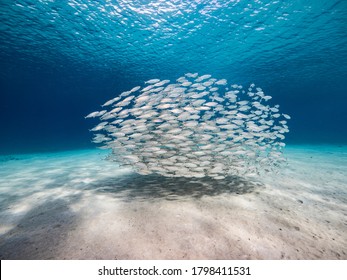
xmin=85 ymin=110 xmax=106 ymax=118
xmin=101 ymin=97 xmax=120 ymax=107
xmin=195 ymin=74 xmax=212 ymax=82
xmin=215 ymin=79 xmax=227 ymax=85
xmin=145 ymin=78 xmax=161 ymax=84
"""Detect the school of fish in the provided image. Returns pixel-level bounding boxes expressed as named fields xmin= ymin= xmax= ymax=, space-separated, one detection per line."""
xmin=86 ymin=73 xmax=290 ymax=179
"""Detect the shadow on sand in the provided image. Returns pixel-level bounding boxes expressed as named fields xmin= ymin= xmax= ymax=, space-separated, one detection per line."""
xmin=87 ymin=173 xmax=264 ymax=201
xmin=0 ymin=196 xmax=81 ymax=259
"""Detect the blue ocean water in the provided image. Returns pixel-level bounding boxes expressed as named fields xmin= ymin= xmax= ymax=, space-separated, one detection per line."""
xmin=0 ymin=0 xmax=346 ymax=154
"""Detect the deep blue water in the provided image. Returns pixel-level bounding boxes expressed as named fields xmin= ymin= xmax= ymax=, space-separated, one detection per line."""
xmin=0 ymin=0 xmax=346 ymax=154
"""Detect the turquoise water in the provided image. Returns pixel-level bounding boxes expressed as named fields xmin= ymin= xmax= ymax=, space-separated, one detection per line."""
xmin=1 ymin=1 xmax=347 ymax=260
xmin=0 ymin=0 xmax=346 ymax=154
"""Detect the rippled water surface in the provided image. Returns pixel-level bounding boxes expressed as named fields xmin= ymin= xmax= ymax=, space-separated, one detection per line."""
xmin=0 ymin=0 xmax=346 ymax=153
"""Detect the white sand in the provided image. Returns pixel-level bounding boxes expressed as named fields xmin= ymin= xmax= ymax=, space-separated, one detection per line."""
xmin=0 ymin=145 xmax=346 ymax=259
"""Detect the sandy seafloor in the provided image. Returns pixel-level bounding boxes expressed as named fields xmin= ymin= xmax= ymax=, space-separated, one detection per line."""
xmin=0 ymin=145 xmax=346 ymax=260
